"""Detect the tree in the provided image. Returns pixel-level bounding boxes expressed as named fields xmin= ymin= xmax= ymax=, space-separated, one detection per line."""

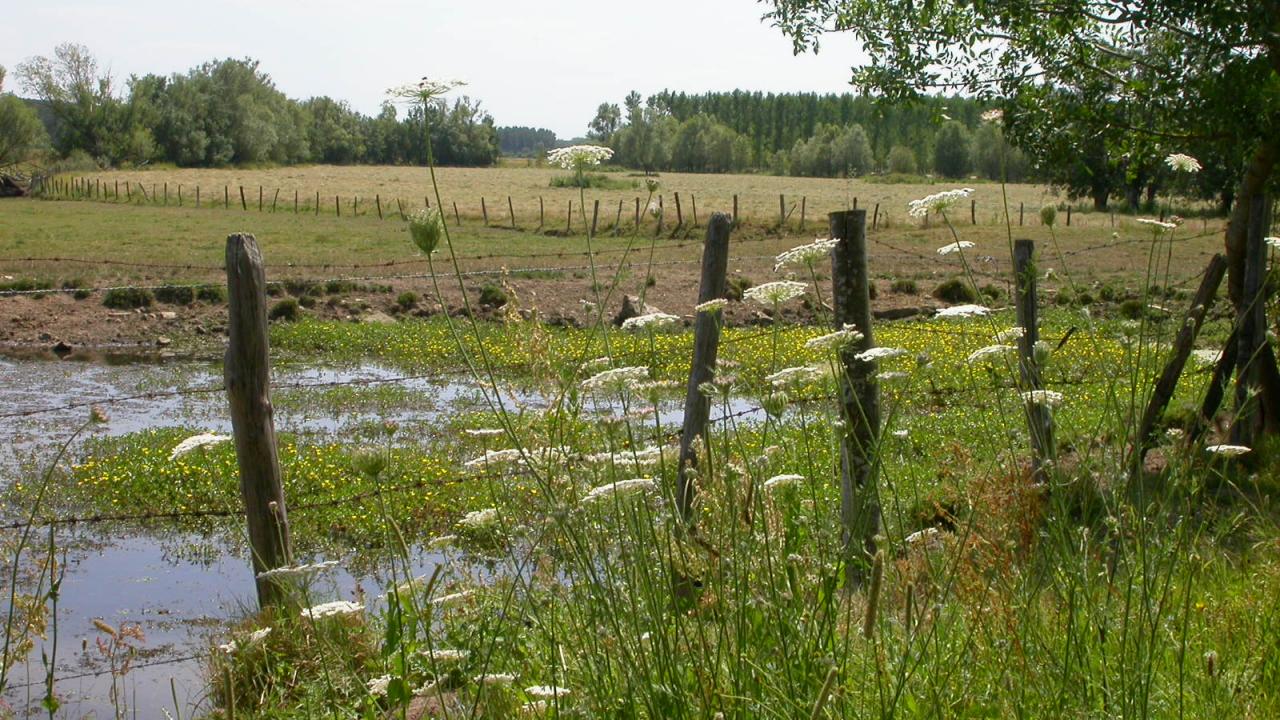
xmin=887 ymin=144 xmax=917 ymax=174
xmin=0 ymin=94 xmax=48 ymax=167
xmin=766 ymin=0 xmax=1280 ymax=429
xmin=972 ymin=123 xmax=1030 ymax=183
xmin=932 ymin=121 xmax=971 ymax=178
xmin=589 ymin=102 xmax=621 ymax=141
xmin=17 ymin=43 xmax=122 ymax=162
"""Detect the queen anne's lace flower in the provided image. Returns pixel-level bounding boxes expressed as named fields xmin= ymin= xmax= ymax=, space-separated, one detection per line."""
xmin=1021 ymin=390 xmax=1064 ymax=407
xmin=744 ymin=281 xmax=808 ymax=306
xmin=464 ymin=448 xmax=523 ymax=469
xmin=386 ymin=78 xmax=466 ymax=103
xmin=936 ymin=241 xmax=975 ymax=255
xmin=367 ymin=675 xmax=392 ymax=696
xmin=421 ymin=647 xmax=468 ymax=662
xmin=464 ymin=428 xmax=505 ymax=437
xmin=763 ymin=474 xmax=804 ymax=491
xmin=257 ymin=560 xmax=339 ymax=582
xmin=582 ymin=478 xmax=656 ymax=503
xmin=696 ymin=298 xmax=728 ymax=313
xmin=458 ymin=508 xmax=499 ymax=530
xmin=170 ymin=433 xmax=231 ymax=460
xmin=908 ymin=188 xmax=974 ymax=218
xmin=1205 ymin=444 xmax=1250 ymax=456
xmin=1165 ymin=153 xmax=1202 ymax=173
xmin=300 ymin=601 xmax=363 ymax=620
xmin=967 ymin=345 xmax=1015 ymax=363
xmin=935 ymin=304 xmax=990 ymax=318
xmin=1264 ymin=236 xmax=1279 ymax=248
xmin=1136 ymin=218 xmax=1177 ymax=230
xmin=856 ymin=347 xmax=909 ymax=362
xmin=765 ymin=365 xmax=828 ymax=388
xmin=995 ymin=327 xmax=1026 ymax=343
xmin=804 ymin=326 xmax=863 ymax=352
xmin=547 ymin=145 xmax=614 ymax=169
xmin=525 ymin=685 xmax=571 ymax=699
xmin=431 ymin=590 xmax=475 ymax=607
xmin=621 ymin=312 xmax=680 ymax=332
xmin=980 ymin=109 xmax=1004 ymax=123
xmin=774 ymin=238 xmax=839 ymax=271
xmin=581 ymin=366 xmax=650 ymax=393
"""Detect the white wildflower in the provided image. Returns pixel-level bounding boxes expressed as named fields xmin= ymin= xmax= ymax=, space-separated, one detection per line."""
xmin=367 ymin=675 xmax=392 ymax=697
xmin=935 ymin=304 xmax=990 ymax=318
xmin=980 ymin=108 xmax=1004 ymax=123
xmin=427 ymin=534 xmax=457 ymax=550
xmin=431 ymin=590 xmax=475 ymax=607
xmin=581 ymin=366 xmax=650 ymax=393
xmin=1021 ymin=390 xmax=1064 ymax=408
xmin=765 ymin=364 xmax=828 ymax=388
xmin=1164 ymin=153 xmax=1202 ymax=173
xmin=458 ymin=508 xmax=499 ymax=531
xmin=878 ymin=371 xmax=909 ymax=381
xmin=464 ymin=428 xmax=505 ymax=437
xmin=995 ymin=327 xmax=1026 ymax=343
xmin=475 ymin=673 xmax=517 ymax=686
xmin=903 ymin=527 xmax=943 ymax=551
xmin=856 ymin=347 xmax=909 ymax=362
xmin=648 ymin=200 xmax=660 ymax=217
xmin=621 ymin=312 xmax=681 ymax=332
xmin=525 ymin=685 xmax=571 ymax=699
xmin=763 ymin=474 xmax=804 ymax=491
xmin=1264 ymin=236 xmax=1279 ymax=248
xmin=464 ymin=448 xmax=523 ymax=469
xmin=547 ymin=145 xmax=613 ymax=170
xmin=420 ymin=647 xmax=468 ymax=662
xmin=387 ymin=78 xmax=466 ymax=103
xmin=774 ymin=238 xmax=838 ymax=271
xmin=967 ymin=345 xmax=1015 ymax=363
xmin=743 ymin=280 xmax=808 ymax=306
xmin=804 ymin=326 xmax=863 ymax=352
xmin=169 ymin=433 xmax=230 ymax=460
xmin=300 ymin=600 xmax=363 ymax=620
xmin=582 ymin=478 xmax=657 ymax=504
xmin=936 ymin=240 xmax=975 ymax=255
xmin=891 ymin=429 xmax=909 ymax=438
xmin=696 ymin=298 xmax=728 ymax=313
xmin=1205 ymin=444 xmax=1250 ymax=456
xmin=256 ymin=560 xmax=339 ymax=582
xmin=908 ymin=188 xmax=974 ymax=218
xmin=1191 ymin=348 xmax=1222 ymax=365
xmin=1136 ymin=218 xmax=1177 ymax=230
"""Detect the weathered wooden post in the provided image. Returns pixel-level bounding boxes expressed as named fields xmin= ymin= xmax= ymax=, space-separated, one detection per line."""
xmin=481 ymin=197 xmax=489 ymax=225
xmin=224 ymin=233 xmax=293 ymax=609
xmin=970 ymin=199 xmax=976 ymax=225
xmin=1014 ymin=239 xmax=1055 ymax=481
xmin=224 ymin=185 xmax=228 ymax=209
xmin=539 ymin=196 xmax=545 ymax=228
xmin=453 ymin=201 xmax=461 ymax=226
xmin=335 ymin=195 xmax=340 ymax=217
xmin=196 ymin=185 xmax=200 ymax=208
xmin=656 ymin=195 xmax=664 ymax=235
xmin=271 ymin=189 xmax=280 ymax=213
xmin=314 ymin=191 xmax=319 ymax=216
xmin=591 ymin=199 xmax=600 ymax=236
xmin=830 ymin=209 xmax=881 ymax=589
xmin=354 ymin=196 xmax=360 ymax=215
xmin=294 ymin=190 xmax=298 ymax=214
xmin=1135 ymin=254 xmax=1227 ymax=468
xmin=872 ymin=202 xmax=880 ymax=230
xmin=673 ymin=192 xmax=684 ymax=229
xmin=396 ymin=198 xmax=405 ymax=219
xmin=375 ymin=194 xmax=383 ymax=220
xmin=691 ymin=194 xmax=699 ymax=227
xmin=164 ymin=182 xmax=168 ymax=205
xmin=677 ymin=213 xmax=733 ymax=521
xmin=800 ymin=196 xmax=806 ymax=230
xmin=1066 ymin=206 xmax=1072 ymax=227
xmin=1019 ymin=202 xmax=1025 ymax=226
xmin=566 ymin=200 xmax=573 ymax=234
xmin=239 ymin=186 xmax=247 ymax=211
xmin=258 ymin=186 xmax=263 ymax=212
xmin=613 ymin=199 xmax=623 ymax=236
xmin=779 ymin=194 xmax=786 ymax=229
xmin=732 ymin=194 xmax=738 ymax=226
xmin=1231 ymin=193 xmax=1270 ymax=446
xmin=508 ymin=196 xmax=517 ymax=228
xmin=634 ymin=197 xmax=641 ymax=230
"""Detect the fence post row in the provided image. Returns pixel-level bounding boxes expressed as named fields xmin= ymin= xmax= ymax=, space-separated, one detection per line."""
xmin=224 ymin=232 xmax=293 ymax=610
xmin=1013 ymin=239 xmax=1055 ymax=482
xmin=677 ymin=213 xmax=733 ymax=521
xmin=829 ymin=209 xmax=882 ymax=589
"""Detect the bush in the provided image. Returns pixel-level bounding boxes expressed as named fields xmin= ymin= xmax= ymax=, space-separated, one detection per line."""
xmin=397 ymin=291 xmax=419 ymax=309
xmin=73 ymin=289 xmax=91 ymax=300
xmin=726 ymin=275 xmax=754 ymax=302
xmin=891 ymin=278 xmax=919 ymax=294
xmin=549 ymin=173 xmax=634 ymax=190
xmin=102 ymin=287 xmax=154 ymax=310
xmin=933 ymin=278 xmax=978 ymax=303
xmin=478 ymin=284 xmax=508 ymax=308
xmin=325 ymin=280 xmax=358 ymax=295
xmin=196 ymin=285 xmax=227 ymax=303
xmin=887 ymin=145 xmax=918 ymax=174
xmin=1099 ymin=284 xmax=1117 ymax=302
xmin=980 ymin=283 xmax=1004 ymax=301
xmin=1119 ymin=299 xmax=1145 ymax=320
xmin=155 ymin=285 xmax=195 ymax=305
xmin=269 ymin=298 xmax=301 ymax=322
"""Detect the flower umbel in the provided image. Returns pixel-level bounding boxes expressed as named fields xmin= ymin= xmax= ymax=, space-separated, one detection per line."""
xmin=743 ymin=281 xmax=807 ymax=307
xmin=1164 ymin=153 xmax=1202 ymax=173
xmin=908 ymin=188 xmax=974 ymax=218
xmin=547 ymin=145 xmax=614 ymax=170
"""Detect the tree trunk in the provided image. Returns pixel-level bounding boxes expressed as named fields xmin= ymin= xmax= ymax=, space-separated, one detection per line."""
xmin=1091 ymin=186 xmax=1109 ymax=211
xmin=1218 ymin=187 xmax=1235 ymax=216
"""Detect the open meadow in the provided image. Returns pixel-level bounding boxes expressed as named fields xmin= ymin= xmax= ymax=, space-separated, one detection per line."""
xmin=2 ymin=164 xmax=1276 ymax=719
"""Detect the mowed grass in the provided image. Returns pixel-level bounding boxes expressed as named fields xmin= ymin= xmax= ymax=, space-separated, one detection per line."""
xmin=50 ymin=165 xmax=1076 ymax=227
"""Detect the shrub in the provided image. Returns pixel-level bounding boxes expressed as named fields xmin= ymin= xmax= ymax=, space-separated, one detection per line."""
xmin=932 ymin=277 xmax=978 ymax=303
xmin=980 ymin=283 xmax=1004 ymax=300
xmin=891 ymin=278 xmax=919 ymax=294
xmin=269 ymin=298 xmax=301 ymax=322
xmin=325 ymin=280 xmax=358 ymax=295
xmin=887 ymin=145 xmax=917 ymax=174
xmin=397 ymin=291 xmax=419 ymax=309
xmin=73 ymin=289 xmax=91 ymax=301
xmin=726 ymin=275 xmax=753 ymax=302
xmin=549 ymin=173 xmax=634 ymax=190
xmin=155 ymin=285 xmax=195 ymax=305
xmin=1098 ymin=284 xmax=1117 ymax=302
xmin=196 ymin=285 xmax=227 ymax=304
xmin=1119 ymin=299 xmax=1145 ymax=319
xmin=478 ymin=284 xmax=508 ymax=308
xmin=102 ymin=287 xmax=154 ymax=310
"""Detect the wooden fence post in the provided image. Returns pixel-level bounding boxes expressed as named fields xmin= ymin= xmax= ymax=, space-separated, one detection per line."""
xmin=354 ymin=196 xmax=359 ymax=215
xmin=294 ymin=190 xmax=298 ymax=214
xmin=634 ymin=197 xmax=641 ymax=230
xmin=453 ymin=201 xmax=460 ymax=226
xmin=481 ymin=197 xmax=489 ymax=225
xmin=613 ymin=199 xmax=623 ymax=236
xmin=239 ymin=186 xmax=247 ymax=211
xmin=566 ymin=200 xmax=573 ymax=234
xmin=591 ymin=199 xmax=600 ymax=237
xmin=508 ymin=196 xmax=517 ymax=228
xmin=779 ymin=194 xmax=786 ymax=229
xmin=224 ymin=233 xmax=293 ymax=609
xmin=1231 ymin=193 xmax=1270 ymax=446
xmin=1019 ymin=202 xmax=1025 ymax=226
xmin=1134 ymin=254 xmax=1228 ymax=469
xmin=691 ymin=194 xmax=699 ymax=227
xmin=335 ymin=195 xmax=340 ymax=217
xmin=673 ymin=192 xmax=683 ymax=229
xmin=258 ymin=186 xmax=263 ymax=212
xmin=1014 ymin=239 xmax=1055 ymax=482
xmin=224 ymin=185 xmax=228 ymax=209
xmin=800 ymin=196 xmax=806 ymax=230
xmin=164 ymin=182 xmax=168 ymax=206
xmin=314 ymin=191 xmax=319 ymax=216
xmin=271 ymin=189 xmax=280 ymax=213
xmin=830 ymin=209 xmax=881 ymax=589
xmin=677 ymin=213 xmax=733 ymax=521
xmin=539 ymin=196 xmax=545 ymax=228
xmin=376 ymin=194 xmax=383 ymax=220
xmin=732 ymin=194 xmax=738 ymax=226
xmin=196 ymin=185 xmax=200 ymax=208
xmin=971 ymin=199 xmax=976 ymax=225
xmin=1066 ymin=206 xmax=1071 ymax=227
xmin=656 ymin=195 xmax=664 ymax=235
xmin=396 ymin=198 xmax=405 ymax=219
xmin=872 ymin=202 xmax=880 ymax=230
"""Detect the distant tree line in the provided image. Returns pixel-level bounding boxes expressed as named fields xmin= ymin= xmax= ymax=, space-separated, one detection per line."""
xmin=497 ymin=126 xmax=557 ymax=157
xmin=12 ymin=44 xmax=499 ymax=168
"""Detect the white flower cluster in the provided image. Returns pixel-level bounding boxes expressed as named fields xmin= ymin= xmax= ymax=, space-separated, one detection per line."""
xmin=257 ymin=559 xmax=339 ymax=582
xmin=763 ymin=474 xmax=804 ymax=492
xmin=1264 ymin=236 xmax=1279 ymax=248
xmin=420 ymin=647 xmax=468 ymax=662
xmin=744 ymin=281 xmax=808 ymax=306
xmin=774 ymin=238 xmax=838 ymax=271
xmin=908 ymin=188 xmax=974 ymax=218
xmin=463 ymin=428 xmax=505 ymax=437
xmin=170 ymin=433 xmax=231 ymax=460
xmin=695 ymin=298 xmax=728 ymax=313
xmin=1205 ymin=444 xmax=1250 ymax=456
xmin=765 ymin=364 xmax=828 ymax=388
xmin=367 ymin=675 xmax=393 ymax=696
xmin=621 ymin=312 xmax=681 ymax=332
xmin=804 ymin=325 xmax=863 ymax=352
xmin=980 ymin=109 xmax=1004 ymax=124
xmin=935 ymin=304 xmax=990 ymax=318
xmin=458 ymin=508 xmax=499 ymax=530
xmin=584 ymin=445 xmax=671 ymax=467
xmin=1136 ymin=218 xmax=1177 ymax=230
xmin=995 ymin=327 xmax=1026 ymax=343
xmin=582 ymin=478 xmax=657 ymax=504
xmin=386 ymin=78 xmax=466 ymax=102
xmin=464 ymin=448 xmax=523 ymax=469
xmin=1020 ymin=390 xmax=1064 ymax=408
xmin=936 ymin=240 xmax=975 ymax=256
xmin=1191 ymin=348 xmax=1223 ymax=365
xmin=431 ymin=590 xmax=475 ymax=608
xmin=526 ymin=685 xmax=572 ymax=699
xmin=547 ymin=144 xmax=614 ymax=170
xmin=218 ymin=627 xmax=272 ymax=655
xmin=967 ymin=345 xmax=1015 ymax=363
xmin=856 ymin=347 xmax=909 ymax=362
xmin=1164 ymin=153 xmax=1202 ymax=173
xmin=300 ymin=600 xmax=364 ymax=620
xmin=581 ymin=366 xmax=650 ymax=393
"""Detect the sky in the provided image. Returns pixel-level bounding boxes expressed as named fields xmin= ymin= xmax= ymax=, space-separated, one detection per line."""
xmin=0 ymin=0 xmax=871 ymax=139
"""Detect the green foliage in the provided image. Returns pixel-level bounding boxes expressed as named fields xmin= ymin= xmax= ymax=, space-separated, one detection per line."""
xmin=270 ymin=298 xmax=301 ymax=322
xmin=396 ymin=291 xmax=418 ymax=309
xmin=933 ymin=121 xmax=972 ymax=178
xmin=972 ymin=123 xmax=1031 ymax=182
xmin=933 ymin=277 xmax=978 ymax=303
xmin=887 ymin=145 xmax=917 ymax=174
xmin=101 ymin=287 xmax=153 ymax=309
xmin=478 ymin=284 xmax=507 ymax=308
xmin=196 ymin=284 xmax=227 ymax=303
xmin=0 ymin=93 xmax=48 ymax=166
xmin=788 ymin=123 xmax=873 ymax=177
xmin=154 ymin=285 xmax=195 ymax=305
xmin=890 ymin=278 xmax=918 ymax=294
xmin=725 ymin=275 xmax=754 ymax=302
xmin=548 ymin=173 xmax=633 ymax=189
xmin=496 ymin=126 xmax=556 ymax=156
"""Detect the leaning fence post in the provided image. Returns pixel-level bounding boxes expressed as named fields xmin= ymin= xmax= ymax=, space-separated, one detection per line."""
xmin=481 ymin=197 xmax=489 ymax=225
xmin=1231 ymin=193 xmax=1270 ymax=446
xmin=830 ymin=209 xmax=881 ymax=589
xmin=591 ymin=199 xmax=600 ymax=237
xmin=677 ymin=213 xmax=733 ymax=521
xmin=613 ymin=198 xmax=623 ymax=236
xmin=376 ymin=194 xmax=383 ymax=220
xmin=800 ymin=196 xmax=806 ymax=230
xmin=224 ymin=233 xmax=293 ymax=609
xmin=673 ymin=192 xmax=683 ymax=229
xmin=1014 ymin=239 xmax=1055 ymax=482
xmin=509 ymin=196 xmax=517 ymax=228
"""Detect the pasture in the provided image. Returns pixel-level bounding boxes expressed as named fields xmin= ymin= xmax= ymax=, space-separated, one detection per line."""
xmin=1 ymin=165 xmax=1275 ymax=719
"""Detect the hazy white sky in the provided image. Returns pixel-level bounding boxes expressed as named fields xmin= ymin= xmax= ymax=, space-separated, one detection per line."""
xmin=0 ymin=0 xmax=870 ymax=138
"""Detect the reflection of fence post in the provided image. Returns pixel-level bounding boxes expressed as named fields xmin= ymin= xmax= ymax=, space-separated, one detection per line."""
xmin=1135 ymin=254 xmax=1227 ymax=470
xmin=1014 ymin=239 xmax=1054 ymax=482
xmin=1231 ymin=193 xmax=1270 ymax=446
xmin=224 ymin=233 xmax=293 ymax=610
xmin=830 ymin=209 xmax=881 ymax=590
xmin=677 ymin=213 xmax=733 ymax=522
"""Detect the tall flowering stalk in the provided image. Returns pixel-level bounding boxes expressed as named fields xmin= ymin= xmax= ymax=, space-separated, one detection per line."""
xmin=547 ymin=143 xmax=616 ymax=353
